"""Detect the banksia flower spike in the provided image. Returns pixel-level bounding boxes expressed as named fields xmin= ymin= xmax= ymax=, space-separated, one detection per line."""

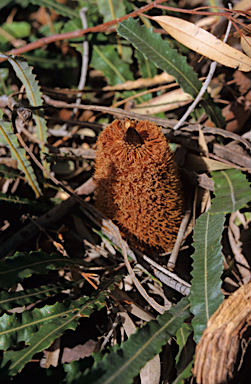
xmin=94 ymin=119 xmax=184 ymax=253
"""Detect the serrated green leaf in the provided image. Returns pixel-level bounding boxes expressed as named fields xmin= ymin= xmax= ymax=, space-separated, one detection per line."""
xmin=0 ymin=282 xmax=73 ymax=311
xmin=29 ymin=0 xmax=79 ymax=19
xmin=0 ymin=164 xmax=22 ymax=179
xmin=0 ymin=192 xmax=52 ymax=211
xmin=190 ymin=212 xmax=225 ymax=343
xmin=0 ymin=53 xmax=49 ymax=168
xmin=0 ymin=251 xmax=80 ymax=289
xmin=117 ymin=18 xmax=225 ymax=127
xmin=80 ymin=297 xmax=190 ymax=384
xmin=211 ymin=169 xmax=251 ymax=214
xmin=98 ymin=0 xmax=126 ymax=23
xmin=0 ymin=277 xmax=120 ymax=377
xmin=0 ymin=119 xmax=42 ymax=198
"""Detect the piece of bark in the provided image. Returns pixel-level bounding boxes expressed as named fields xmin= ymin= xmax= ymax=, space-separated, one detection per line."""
xmin=193 ymin=281 xmax=251 ymax=384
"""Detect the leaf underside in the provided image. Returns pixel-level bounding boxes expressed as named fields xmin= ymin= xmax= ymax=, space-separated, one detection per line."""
xmin=211 ymin=168 xmax=251 ymax=214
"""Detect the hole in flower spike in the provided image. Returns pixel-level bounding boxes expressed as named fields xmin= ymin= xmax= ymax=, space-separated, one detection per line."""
xmin=124 ymin=127 xmax=144 ymax=146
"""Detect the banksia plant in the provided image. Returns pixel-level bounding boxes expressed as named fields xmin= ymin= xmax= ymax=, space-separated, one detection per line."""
xmin=94 ymin=119 xmax=184 ymax=253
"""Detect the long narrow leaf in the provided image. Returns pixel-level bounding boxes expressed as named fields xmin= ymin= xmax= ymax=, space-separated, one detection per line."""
xmin=0 ymin=119 xmax=41 ymax=198
xmin=80 ymin=297 xmax=190 ymax=384
xmin=211 ymin=168 xmax=251 ymax=214
xmin=117 ymin=18 xmax=224 ymax=127
xmin=29 ymin=0 xmax=79 ymax=18
xmin=0 ymin=282 xmax=74 ymax=311
xmin=190 ymin=212 xmax=225 ymax=343
xmin=0 ymin=276 xmax=120 ymax=377
xmin=0 ymin=251 xmax=81 ymax=289
xmin=98 ymin=0 xmax=125 ymax=22
xmin=0 ymin=53 xmax=49 ymax=168
xmin=0 ymin=192 xmax=52 ymax=211
xmin=0 ymin=164 xmax=22 ymax=179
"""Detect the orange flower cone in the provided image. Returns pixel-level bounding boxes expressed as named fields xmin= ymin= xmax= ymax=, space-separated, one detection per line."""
xmin=94 ymin=119 xmax=184 ymax=253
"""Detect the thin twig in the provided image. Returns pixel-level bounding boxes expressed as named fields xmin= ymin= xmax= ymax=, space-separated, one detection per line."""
xmin=167 ymin=209 xmax=192 ymax=270
xmin=143 ymin=254 xmax=191 ymax=288
xmin=102 ymin=219 xmax=166 ymax=314
xmin=1 ymin=0 xmax=165 ymax=60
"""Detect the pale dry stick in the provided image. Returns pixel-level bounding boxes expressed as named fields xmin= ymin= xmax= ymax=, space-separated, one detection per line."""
xmin=41 ymin=95 xmax=251 ymax=149
xmin=100 ymin=313 xmax=121 ymax=349
xmin=102 ymin=219 xmax=166 ymax=314
xmin=173 ymin=5 xmax=233 ymax=131
xmin=143 ymin=254 xmax=191 ymax=289
xmin=167 ymin=208 xmax=191 ymax=270
xmin=58 ymin=7 xmax=89 ymax=136
xmin=81 ymin=202 xmax=166 ymax=313
xmin=75 ymin=7 xmax=89 ymax=109
xmin=154 ymin=270 xmax=190 ymax=296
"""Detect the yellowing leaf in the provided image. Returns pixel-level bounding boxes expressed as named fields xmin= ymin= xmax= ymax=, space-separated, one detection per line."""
xmin=153 ymin=16 xmax=251 ymax=72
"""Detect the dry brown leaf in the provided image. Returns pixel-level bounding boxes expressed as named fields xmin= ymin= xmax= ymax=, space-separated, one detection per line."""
xmin=198 ymin=127 xmax=209 ymax=154
xmin=228 ymin=213 xmax=251 ymax=284
xmin=233 ymin=0 xmax=251 ymax=11
xmin=131 ymin=88 xmax=192 ymax=115
xmin=153 ymin=16 xmax=251 ymax=72
xmin=103 ymin=72 xmax=175 ymax=91
xmin=241 ymin=35 xmax=251 ymax=57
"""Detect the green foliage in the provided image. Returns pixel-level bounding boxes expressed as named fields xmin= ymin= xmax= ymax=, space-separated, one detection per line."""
xmin=0 ymin=0 xmax=12 ymax=10
xmin=190 ymin=212 xmax=225 ymax=343
xmin=79 ymin=297 xmax=190 ymax=384
xmin=0 ymin=277 xmax=119 ymax=378
xmin=211 ymin=168 xmax=251 ymax=213
xmin=0 ymin=192 xmax=52 ymax=211
xmin=117 ymin=18 xmax=225 ymax=127
xmin=0 ymin=250 xmax=80 ymax=289
xmin=175 ymin=323 xmax=193 ymax=368
xmin=0 ymin=53 xmax=49 ymax=164
xmin=135 ymin=50 xmax=157 ymax=79
xmin=98 ymin=0 xmax=126 ymax=23
xmin=0 ymin=164 xmax=21 ymax=179
xmin=0 ymin=117 xmax=42 ymax=198
xmin=0 ymin=2 xmax=251 ymax=383
xmin=172 ymin=359 xmax=194 ymax=384
xmin=29 ymin=0 xmax=79 ymax=18
xmin=189 ymin=170 xmax=251 ymax=343
xmin=91 ymin=44 xmax=133 ymax=86
xmin=0 ymin=21 xmax=31 ymax=44
xmin=0 ymin=282 xmax=73 ymax=311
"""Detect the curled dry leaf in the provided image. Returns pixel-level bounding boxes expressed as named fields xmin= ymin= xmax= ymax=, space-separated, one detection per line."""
xmin=153 ymin=16 xmax=251 ymax=72
xmin=193 ymin=281 xmax=251 ymax=384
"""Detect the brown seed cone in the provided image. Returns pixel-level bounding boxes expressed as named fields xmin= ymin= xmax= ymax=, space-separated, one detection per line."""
xmin=93 ymin=119 xmax=184 ymax=253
